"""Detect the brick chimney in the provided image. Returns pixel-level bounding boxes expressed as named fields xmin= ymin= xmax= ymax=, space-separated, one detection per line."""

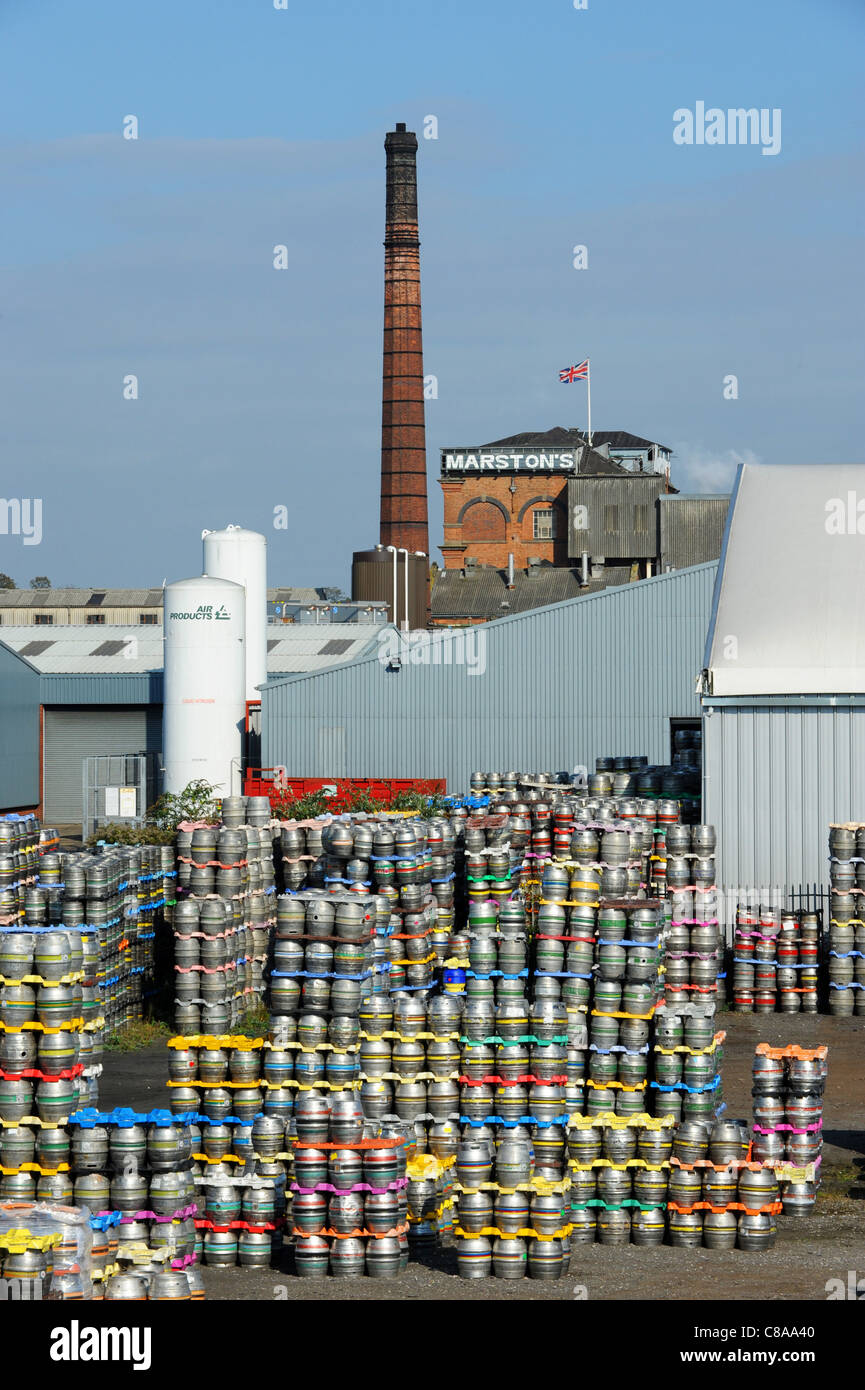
xmin=380 ymin=124 xmax=429 ymax=557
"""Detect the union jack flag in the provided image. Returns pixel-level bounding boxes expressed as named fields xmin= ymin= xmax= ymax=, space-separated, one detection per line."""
xmin=559 ymin=360 xmax=589 ymax=383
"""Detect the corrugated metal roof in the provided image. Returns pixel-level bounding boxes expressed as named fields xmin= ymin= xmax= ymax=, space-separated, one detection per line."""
xmin=431 ymin=566 xmax=633 ymax=620
xmin=262 ymin=563 xmax=718 ymax=790
xmin=591 ymin=431 xmax=672 ymax=453
xmin=0 ymin=589 xmax=162 ymax=607
xmin=705 ymin=464 xmax=865 ymax=695
xmin=658 ymin=495 xmax=729 ymax=572
xmin=0 ymin=586 xmax=336 ymax=608
xmin=0 ymin=624 xmax=379 ymax=677
xmin=0 ymin=627 xmax=162 ymax=673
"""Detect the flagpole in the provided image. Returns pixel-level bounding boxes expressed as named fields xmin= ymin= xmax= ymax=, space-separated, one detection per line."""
xmin=586 ymin=358 xmax=592 ymax=446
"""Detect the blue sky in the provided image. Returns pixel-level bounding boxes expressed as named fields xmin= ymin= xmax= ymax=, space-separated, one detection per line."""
xmin=0 ymin=0 xmax=863 ymax=589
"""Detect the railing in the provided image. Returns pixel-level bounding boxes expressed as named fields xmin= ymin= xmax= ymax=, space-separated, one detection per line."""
xmin=242 ymin=771 xmax=446 ymax=810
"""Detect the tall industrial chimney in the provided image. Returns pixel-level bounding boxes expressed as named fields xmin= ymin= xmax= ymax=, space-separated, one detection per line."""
xmin=380 ymin=124 xmax=429 ymax=557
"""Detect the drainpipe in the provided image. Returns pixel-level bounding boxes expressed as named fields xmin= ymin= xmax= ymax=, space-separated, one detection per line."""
xmin=398 ymin=547 xmax=409 ymax=631
xmin=385 ymin=545 xmax=397 ymax=626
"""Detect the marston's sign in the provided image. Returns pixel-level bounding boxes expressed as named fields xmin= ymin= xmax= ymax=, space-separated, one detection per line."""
xmin=441 ymin=450 xmax=576 ymax=475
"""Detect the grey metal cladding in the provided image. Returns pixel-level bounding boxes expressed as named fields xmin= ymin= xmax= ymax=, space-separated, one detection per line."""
xmin=702 ymin=698 xmax=865 ymax=924
xmin=262 ymin=562 xmax=718 ymax=791
xmin=658 ymin=496 xmax=730 ymax=573
xmin=568 ymin=476 xmax=665 ymax=559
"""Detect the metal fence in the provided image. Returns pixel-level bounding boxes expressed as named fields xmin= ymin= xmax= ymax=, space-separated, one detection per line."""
xmin=83 ymin=753 xmax=159 ymax=841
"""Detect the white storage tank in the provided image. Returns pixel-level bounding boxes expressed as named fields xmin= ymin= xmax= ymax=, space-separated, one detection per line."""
xmin=163 ymin=574 xmax=246 ymax=796
xmin=201 ymin=525 xmax=267 ymax=703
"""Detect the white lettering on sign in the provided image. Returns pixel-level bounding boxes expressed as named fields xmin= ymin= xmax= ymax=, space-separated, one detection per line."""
xmin=443 ymin=451 xmax=575 ymax=473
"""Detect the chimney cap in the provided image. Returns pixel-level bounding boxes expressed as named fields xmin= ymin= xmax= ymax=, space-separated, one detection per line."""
xmin=396 ymin=122 xmax=407 ymax=132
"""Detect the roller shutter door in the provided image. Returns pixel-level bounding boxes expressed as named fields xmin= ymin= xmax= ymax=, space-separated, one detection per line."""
xmin=42 ymin=707 xmax=162 ymax=824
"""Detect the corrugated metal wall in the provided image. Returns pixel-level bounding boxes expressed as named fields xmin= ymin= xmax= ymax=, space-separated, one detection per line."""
xmin=702 ymin=699 xmax=865 ymax=926
xmin=43 ymin=707 xmax=162 ymax=823
xmin=658 ymin=496 xmax=729 ymax=572
xmin=567 ymin=476 xmax=664 ymax=559
xmin=262 ymin=563 xmax=717 ymax=790
xmin=0 ymin=643 xmax=40 ymax=809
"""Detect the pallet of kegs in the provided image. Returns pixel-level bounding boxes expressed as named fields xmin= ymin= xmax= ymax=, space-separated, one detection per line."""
xmin=566 ymin=1111 xmax=672 ymax=1247
xmin=65 ymin=1107 xmax=200 ymax=1275
xmin=752 ymin=1042 xmax=827 ymax=1215
xmin=0 ymin=925 xmax=94 ymax=1129
xmin=358 ymin=992 xmax=461 ymax=1151
xmin=0 ymin=814 xmax=56 ymax=928
xmin=454 ymin=1127 xmax=573 ymax=1279
xmin=459 ymin=1000 xmax=573 ymax=1172
xmin=667 ymin=1116 xmax=780 ymax=1250
xmin=101 ymin=1265 xmax=205 ymax=1299
xmin=828 ymin=824 xmax=865 ymax=1016
xmin=186 ymin=1104 xmax=291 ymax=1267
xmin=650 ymin=1014 xmax=725 ymax=1124
xmin=0 ymin=1198 xmax=94 ymax=1300
xmin=174 ymin=821 xmax=276 ymax=1033
xmin=41 ymin=844 xmax=168 ymax=1036
xmin=11 ymin=1106 xmax=202 ymax=1292
xmin=193 ymin=1161 xmax=286 ymax=1268
xmin=278 ymin=814 xmax=456 ymax=937
xmin=733 ymin=904 xmax=818 ymax=1014
xmin=663 ymin=824 xmax=724 ymax=1007
xmin=269 ymin=891 xmax=378 ymax=1021
xmin=459 ymin=1003 xmax=575 ymax=1167
xmin=290 ymin=1095 xmax=409 ymax=1278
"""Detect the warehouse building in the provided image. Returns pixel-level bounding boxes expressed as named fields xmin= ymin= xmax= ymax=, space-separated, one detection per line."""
xmin=0 ymin=587 xmax=366 ymax=628
xmin=262 ymin=562 xmax=718 ymax=790
xmin=0 ymin=616 xmax=385 ymax=822
xmin=701 ymin=462 xmax=865 ymax=923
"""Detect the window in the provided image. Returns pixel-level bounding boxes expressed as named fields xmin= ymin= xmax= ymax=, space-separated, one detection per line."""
xmin=604 ymin=504 xmax=619 ymax=533
xmin=634 ymin=503 xmax=649 ymax=534
xmin=86 ymin=614 xmax=105 ymax=625
xmin=34 ymin=614 xmax=54 ymax=626
xmin=139 ymin=613 xmax=158 ymax=624
xmin=533 ymin=508 xmax=556 ymax=540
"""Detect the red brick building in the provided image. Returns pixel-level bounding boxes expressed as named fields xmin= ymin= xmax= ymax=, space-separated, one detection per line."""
xmin=439 ymin=426 xmax=672 ymax=571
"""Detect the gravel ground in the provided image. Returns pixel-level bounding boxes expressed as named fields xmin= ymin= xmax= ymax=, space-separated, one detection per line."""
xmin=99 ymin=1012 xmax=865 ymax=1302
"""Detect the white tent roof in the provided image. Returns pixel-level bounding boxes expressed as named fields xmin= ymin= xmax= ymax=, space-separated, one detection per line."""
xmin=704 ymin=463 xmax=865 ymax=695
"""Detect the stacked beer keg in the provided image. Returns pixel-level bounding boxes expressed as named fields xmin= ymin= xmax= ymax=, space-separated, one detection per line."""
xmin=165 ymin=1035 xmax=289 ymax=1268
xmin=1 ymin=827 xmax=166 ymax=1046
xmin=667 ymin=1115 xmax=779 ymax=1251
xmin=454 ymin=1120 xmax=572 ymax=1280
xmin=732 ymin=905 xmax=819 ymax=1015
xmin=663 ymin=824 xmax=724 ymax=1010
xmin=828 ymin=824 xmax=865 ymax=1016
xmin=173 ymin=818 xmax=276 ymax=1035
xmin=0 ymin=1198 xmax=94 ymax=1300
xmin=650 ymin=1013 xmax=724 ymax=1126
xmin=0 ymin=920 xmax=92 ymax=1187
xmin=358 ymin=991 xmax=461 ymax=1162
xmin=63 ymin=1106 xmax=199 ymax=1289
xmin=751 ymin=1043 xmax=827 ymax=1216
xmin=290 ymin=1095 xmax=409 ymax=1278
xmin=279 ymin=814 xmax=456 ymax=950
xmin=269 ymin=890 xmax=378 ymax=1025
xmin=0 ymin=813 xmax=47 ymax=926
